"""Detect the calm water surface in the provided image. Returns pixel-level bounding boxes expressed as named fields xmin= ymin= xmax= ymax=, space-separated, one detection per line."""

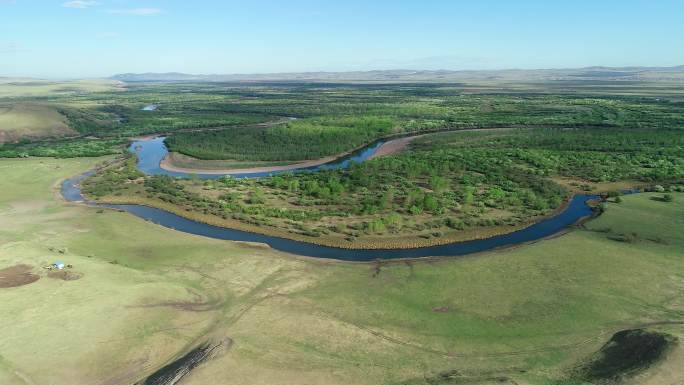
xmin=131 ymin=137 xmax=385 ymax=179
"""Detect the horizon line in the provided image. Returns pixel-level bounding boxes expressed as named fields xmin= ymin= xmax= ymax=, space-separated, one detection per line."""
xmin=4 ymin=64 xmax=684 ymax=81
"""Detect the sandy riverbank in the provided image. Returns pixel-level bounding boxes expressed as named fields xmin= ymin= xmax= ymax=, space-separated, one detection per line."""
xmin=368 ymin=134 xmax=424 ymax=160
xmin=159 ymin=153 xmax=340 ymax=174
xmin=159 ymin=135 xmax=418 ymax=175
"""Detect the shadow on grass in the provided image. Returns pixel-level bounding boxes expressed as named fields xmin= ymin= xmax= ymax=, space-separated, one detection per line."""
xmin=650 ymin=194 xmax=674 ymax=202
xmin=562 ymin=329 xmax=677 ymax=384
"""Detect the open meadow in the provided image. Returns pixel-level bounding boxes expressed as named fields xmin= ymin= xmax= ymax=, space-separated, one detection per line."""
xmin=1 ymin=155 xmax=682 ymax=384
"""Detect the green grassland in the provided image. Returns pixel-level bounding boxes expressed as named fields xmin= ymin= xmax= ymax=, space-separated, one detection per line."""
xmin=1 ymin=158 xmax=683 ymax=385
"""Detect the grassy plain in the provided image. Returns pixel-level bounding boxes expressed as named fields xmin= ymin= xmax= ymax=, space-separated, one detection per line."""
xmin=0 ymin=78 xmax=123 ymax=98
xmin=1 ymin=158 xmax=683 ymax=384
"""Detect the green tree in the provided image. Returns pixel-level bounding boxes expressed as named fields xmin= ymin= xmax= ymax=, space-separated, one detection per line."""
xmin=423 ymin=194 xmax=440 ymax=212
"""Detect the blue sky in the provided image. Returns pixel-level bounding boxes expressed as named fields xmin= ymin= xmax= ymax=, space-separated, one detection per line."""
xmin=1 ymin=0 xmax=683 ymax=78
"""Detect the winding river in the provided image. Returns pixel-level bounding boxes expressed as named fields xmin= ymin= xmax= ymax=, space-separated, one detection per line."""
xmin=133 ymin=136 xmax=385 ymax=179
xmin=60 ymin=135 xmax=599 ymax=261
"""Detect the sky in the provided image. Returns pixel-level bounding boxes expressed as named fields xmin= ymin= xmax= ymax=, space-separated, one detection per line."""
xmin=1 ymin=0 xmax=683 ymax=78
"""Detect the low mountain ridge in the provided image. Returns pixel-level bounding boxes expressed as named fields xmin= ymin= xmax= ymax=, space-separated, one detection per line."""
xmin=111 ymin=66 xmax=684 ymax=83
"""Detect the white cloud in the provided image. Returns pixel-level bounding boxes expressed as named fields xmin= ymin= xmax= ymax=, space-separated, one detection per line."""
xmin=62 ymin=0 xmax=99 ymax=8
xmin=107 ymin=8 xmax=163 ymax=16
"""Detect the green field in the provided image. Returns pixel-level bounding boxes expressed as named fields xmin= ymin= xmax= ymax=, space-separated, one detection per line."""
xmin=1 ymin=158 xmax=682 ymax=385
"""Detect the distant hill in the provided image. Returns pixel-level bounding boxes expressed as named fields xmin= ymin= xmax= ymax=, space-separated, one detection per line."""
xmin=111 ymin=66 xmax=684 ymax=83
xmin=110 ymin=72 xmax=209 ymax=82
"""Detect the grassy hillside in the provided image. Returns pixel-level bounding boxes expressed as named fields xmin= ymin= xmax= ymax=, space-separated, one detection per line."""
xmin=0 ymin=103 xmax=75 ymax=143
xmin=0 ymin=158 xmax=682 ymax=384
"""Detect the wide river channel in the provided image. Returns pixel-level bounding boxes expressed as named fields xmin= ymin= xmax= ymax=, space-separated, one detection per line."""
xmin=61 ymin=136 xmax=598 ymax=261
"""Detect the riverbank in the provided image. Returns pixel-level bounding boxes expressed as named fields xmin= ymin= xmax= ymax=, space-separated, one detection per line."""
xmin=159 ymin=134 xmax=419 ymax=175
xmin=72 ymin=127 xmax=603 ymax=255
xmin=75 ymin=190 xmax=587 ymax=252
xmin=160 ymin=152 xmax=340 ymax=175
xmin=156 ymin=126 xmax=517 ymax=176
xmin=367 ymin=134 xmax=424 ymax=160
xmin=77 ymin=126 xmax=656 ymax=256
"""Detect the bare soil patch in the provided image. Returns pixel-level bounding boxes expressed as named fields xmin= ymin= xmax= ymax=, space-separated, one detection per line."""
xmin=47 ymin=270 xmax=83 ymax=281
xmin=432 ymin=306 xmax=452 ymax=313
xmin=0 ymin=264 xmax=40 ymax=288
